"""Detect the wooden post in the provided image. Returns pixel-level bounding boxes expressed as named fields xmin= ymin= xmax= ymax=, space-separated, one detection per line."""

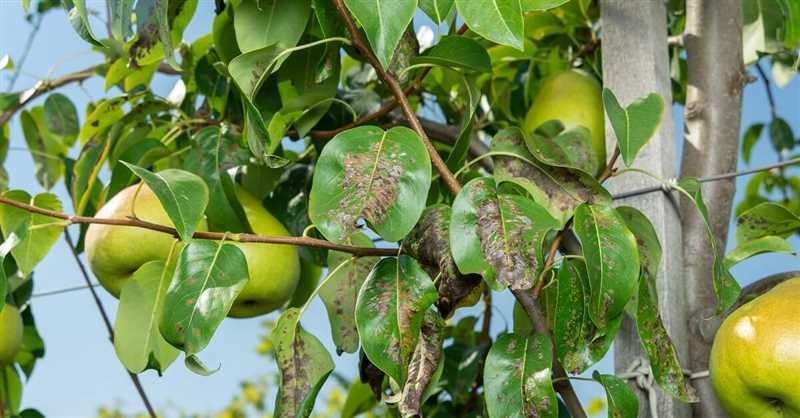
xmin=600 ymin=2 xmax=691 ymax=417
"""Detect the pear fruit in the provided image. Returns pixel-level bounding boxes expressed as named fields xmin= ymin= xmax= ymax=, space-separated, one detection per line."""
xmin=710 ymin=277 xmax=800 ymax=418
xmin=0 ymin=304 xmax=23 ymax=367
xmin=524 ymin=69 xmax=606 ymax=171
xmin=85 ymin=184 xmax=300 ymax=318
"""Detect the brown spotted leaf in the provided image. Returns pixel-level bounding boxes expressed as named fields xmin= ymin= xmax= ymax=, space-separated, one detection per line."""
xmin=526 ymin=120 xmax=600 ymax=175
xmin=483 ymin=332 xmax=558 ymax=418
xmin=450 ymin=177 xmax=560 ymax=291
xmin=399 ymin=309 xmax=445 ymax=417
xmin=309 ymin=126 xmax=432 ymax=244
xmin=355 ymin=256 xmax=438 ymax=385
xmin=491 ymin=128 xmax=610 ymax=226
xmin=319 ymin=232 xmax=379 ymax=354
xmin=159 ymin=240 xmax=249 ymax=357
xmin=274 ymin=308 xmax=335 ymax=418
xmin=403 ymin=204 xmax=483 ymax=317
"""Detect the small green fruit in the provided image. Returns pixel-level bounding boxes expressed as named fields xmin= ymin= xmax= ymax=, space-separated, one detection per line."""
xmin=0 ymin=305 xmax=23 ymax=367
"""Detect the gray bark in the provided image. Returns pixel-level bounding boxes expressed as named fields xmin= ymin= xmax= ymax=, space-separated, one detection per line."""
xmin=600 ymin=2 xmax=691 ymax=417
xmin=680 ymin=1 xmax=746 ymax=417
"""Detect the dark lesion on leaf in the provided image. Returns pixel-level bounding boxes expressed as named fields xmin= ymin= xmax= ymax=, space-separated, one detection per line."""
xmin=399 ymin=310 xmax=444 ymax=417
xmin=359 ymin=350 xmax=386 ymax=398
xmin=403 ymin=206 xmax=482 ymax=317
xmin=476 ymin=197 xmax=538 ymax=290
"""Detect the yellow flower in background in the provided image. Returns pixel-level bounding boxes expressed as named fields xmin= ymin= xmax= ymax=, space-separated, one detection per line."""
xmin=587 ymin=397 xmax=606 ymax=416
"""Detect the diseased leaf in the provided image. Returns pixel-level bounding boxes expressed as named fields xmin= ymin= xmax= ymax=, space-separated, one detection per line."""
xmin=456 ymin=0 xmax=524 ymax=50
xmin=342 ymin=0 xmax=417 ymax=68
xmin=121 ymin=163 xmax=209 ymax=241
xmin=540 ymin=259 xmax=591 ymax=374
xmin=413 ymin=36 xmax=492 ymax=73
xmin=602 ymin=89 xmax=664 ymax=167
xmin=492 ymin=128 xmax=611 ymax=226
xmin=573 ymin=204 xmax=639 ymax=331
xmin=679 ymin=178 xmax=741 ymax=312
xmin=114 ymin=260 xmax=180 ymax=374
xmin=273 ymin=308 xmax=334 ymax=418
xmin=80 ymin=96 xmax=126 ymax=144
xmin=320 ymin=232 xmax=379 ymax=354
xmin=526 ymin=120 xmax=599 ymax=175
xmin=594 ymin=372 xmax=639 ymax=418
xmin=399 ymin=309 xmax=445 ymax=417
xmin=403 ymin=204 xmax=483 ymax=318
xmin=355 ymin=256 xmax=438 ymax=385
xmin=43 ymin=93 xmax=79 ymax=141
xmin=309 ymin=126 xmax=432 ymax=244
xmin=724 ymin=235 xmax=795 ymax=268
xmin=228 ymin=45 xmax=284 ymax=100
xmin=450 ymin=177 xmax=560 ymax=291
xmin=484 ymin=332 xmax=558 ymax=418
xmin=159 ymin=240 xmax=249 ymax=356
xmin=234 ymin=0 xmax=310 ymax=53
xmin=736 ymin=202 xmax=800 ymax=242
xmin=420 ymin=0 xmax=455 ymax=23
xmin=0 ymin=190 xmax=64 ymax=276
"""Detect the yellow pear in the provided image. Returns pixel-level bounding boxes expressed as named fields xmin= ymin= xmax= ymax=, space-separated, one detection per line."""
xmin=524 ymin=69 xmax=606 ymax=171
xmin=710 ymin=277 xmax=800 ymax=418
xmin=0 ymin=304 xmax=23 ymax=367
xmin=85 ymin=184 xmax=300 ymax=318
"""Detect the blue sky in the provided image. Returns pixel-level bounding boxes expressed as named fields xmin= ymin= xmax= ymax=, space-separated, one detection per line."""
xmin=1 ymin=3 xmax=799 ymax=417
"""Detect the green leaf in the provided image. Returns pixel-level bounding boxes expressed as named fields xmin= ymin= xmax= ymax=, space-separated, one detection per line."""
xmin=233 ymin=0 xmax=310 ymax=53
xmin=309 ymin=126 xmax=432 ymax=244
xmin=769 ymin=117 xmax=795 ymax=152
xmin=413 ymin=36 xmax=492 ymax=73
xmin=618 ymin=207 xmax=697 ymax=402
xmin=342 ymin=0 xmax=417 ymax=68
xmin=484 ymin=332 xmax=558 ymax=418
xmin=456 ymin=0 xmax=524 ymax=50
xmin=743 ymin=0 xmax=786 ymax=64
xmin=107 ymin=138 xmax=169 ymax=199
xmin=0 ymin=366 xmax=22 ymax=413
xmin=241 ymin=96 xmax=275 ymax=158
xmin=342 ymin=380 xmax=378 ymax=418
xmin=183 ymin=127 xmax=251 ymax=233
xmin=61 ymin=0 xmax=102 ymax=46
xmin=320 ymin=232 xmax=379 ymax=354
xmin=273 ymin=308 xmax=334 ymax=418
xmin=114 ymin=260 xmax=180 ymax=374
xmin=522 ymin=0 xmax=569 ymax=11
xmin=79 ymin=96 xmax=126 ymax=144
xmin=43 ymin=93 xmax=79 ymax=140
xmin=450 ymin=177 xmax=560 ymax=290
xmin=420 ymin=0 xmax=455 ymax=23
xmin=228 ymin=45 xmax=284 ymax=100
xmin=121 ymin=164 xmax=209 ymax=241
xmin=572 ymin=204 xmax=640 ymax=331
xmin=399 ymin=309 xmax=446 ymax=417
xmin=678 ymin=178 xmax=741 ymax=313
xmin=13 ymin=307 xmax=45 ymax=379
xmin=742 ymin=123 xmax=764 ymax=164
xmin=491 ymin=128 xmax=611 ymax=226
xmin=444 ymin=74 xmax=481 ymax=172
xmin=0 ymin=254 xmax=5 ymax=311
xmin=593 ymin=372 xmax=639 ymax=418
xmin=602 ymin=89 xmax=664 ymax=167
xmin=0 ymin=190 xmax=64 ymax=276
xmin=159 ymin=240 xmax=249 ymax=356
xmin=736 ymin=202 xmax=800 ymax=242
xmin=20 ymin=109 xmax=64 ymax=190
xmin=71 ymin=135 xmax=110 ymax=216
xmin=724 ymin=235 xmax=795 ymax=268
xmin=526 ymin=120 xmax=599 ymax=175
xmin=110 ymin=0 xmax=135 ymax=40
xmin=355 ymin=256 xmax=438 ymax=385
xmin=540 ymin=259 xmax=591 ymax=374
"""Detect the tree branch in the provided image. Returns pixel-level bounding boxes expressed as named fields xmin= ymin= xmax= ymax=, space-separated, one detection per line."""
xmin=0 ymin=196 xmax=398 ymax=257
xmin=63 ymin=229 xmax=158 ymax=418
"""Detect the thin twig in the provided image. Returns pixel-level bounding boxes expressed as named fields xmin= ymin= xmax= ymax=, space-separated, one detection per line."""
xmin=0 ymin=196 xmax=397 ymax=257
xmin=331 ymin=0 xmax=461 ymax=196
xmin=755 ymin=62 xmax=776 ymax=118
xmin=63 ymin=229 xmax=158 ymax=418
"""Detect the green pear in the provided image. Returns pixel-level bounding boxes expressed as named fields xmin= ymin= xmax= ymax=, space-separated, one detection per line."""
xmin=0 ymin=304 xmax=23 ymax=367
xmin=710 ymin=277 xmax=800 ymax=418
xmin=524 ymin=69 xmax=606 ymax=171
xmin=85 ymin=184 xmax=300 ymax=318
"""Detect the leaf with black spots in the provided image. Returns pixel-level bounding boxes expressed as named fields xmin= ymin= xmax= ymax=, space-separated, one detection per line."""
xmin=159 ymin=240 xmax=249 ymax=357
xmin=492 ymin=128 xmax=610 ymax=226
xmin=273 ymin=308 xmax=334 ymax=417
xmin=309 ymin=126 xmax=432 ymax=244
xmin=0 ymin=190 xmax=64 ymax=276
xmin=724 ymin=235 xmax=795 ymax=268
xmin=483 ymin=332 xmax=558 ymax=418
xmin=593 ymin=372 xmax=639 ymax=418
xmin=541 ymin=259 xmax=591 ymax=374
xmin=573 ymin=204 xmax=640 ymax=331
xmin=320 ymin=232 xmax=379 ymax=354
xmin=399 ymin=309 xmax=446 ymax=417
xmin=355 ymin=256 xmax=438 ymax=385
xmin=450 ymin=177 xmax=560 ymax=291
xmin=122 ymin=163 xmax=209 ymax=241
xmin=736 ymin=202 xmax=800 ymax=242
xmin=526 ymin=120 xmax=599 ymax=175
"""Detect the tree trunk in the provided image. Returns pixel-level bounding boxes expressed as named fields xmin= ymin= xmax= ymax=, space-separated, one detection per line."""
xmin=680 ymin=1 xmax=746 ymax=418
